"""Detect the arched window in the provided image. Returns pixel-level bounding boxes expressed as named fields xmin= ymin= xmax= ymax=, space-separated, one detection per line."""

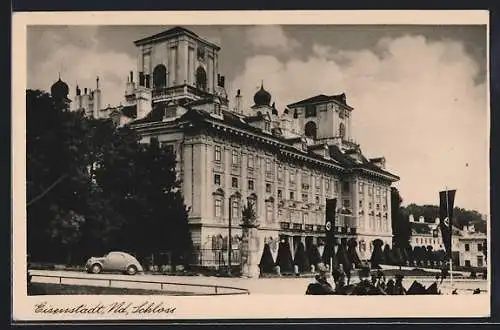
xmin=304 ymin=121 xmax=317 ymax=139
xmin=339 ymin=122 xmax=346 ymax=138
xmin=153 ymin=64 xmax=167 ymax=88
xmin=196 ymin=66 xmax=207 ymax=91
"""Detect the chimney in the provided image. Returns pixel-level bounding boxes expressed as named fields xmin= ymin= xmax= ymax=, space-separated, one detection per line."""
xmin=76 ymin=85 xmax=81 ymax=96
xmin=96 ymin=76 xmax=100 ymax=89
xmin=234 ymin=89 xmax=242 ymax=114
xmin=84 ymin=88 xmax=88 ymax=94
xmin=221 ymin=76 xmax=225 ymax=88
xmin=130 ymin=71 xmax=134 ymax=83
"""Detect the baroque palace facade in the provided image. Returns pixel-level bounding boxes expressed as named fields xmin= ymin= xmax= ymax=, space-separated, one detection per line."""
xmin=57 ymin=27 xmax=400 ymax=261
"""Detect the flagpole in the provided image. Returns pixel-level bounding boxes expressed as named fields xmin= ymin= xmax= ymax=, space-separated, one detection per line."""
xmin=446 ymin=187 xmax=454 ymax=291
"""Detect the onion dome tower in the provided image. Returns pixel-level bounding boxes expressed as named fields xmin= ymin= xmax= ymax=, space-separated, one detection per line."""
xmin=253 ymin=81 xmax=272 ymax=107
xmin=50 ymin=75 xmax=71 ymax=110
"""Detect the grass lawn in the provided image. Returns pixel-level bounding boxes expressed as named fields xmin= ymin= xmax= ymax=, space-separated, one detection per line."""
xmin=28 ymin=283 xmax=197 ymax=296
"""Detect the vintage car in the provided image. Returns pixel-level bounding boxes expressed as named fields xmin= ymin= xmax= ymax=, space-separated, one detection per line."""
xmin=85 ymin=251 xmax=144 ymax=275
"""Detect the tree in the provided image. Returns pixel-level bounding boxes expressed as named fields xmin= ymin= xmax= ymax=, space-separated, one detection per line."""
xmin=370 ymin=239 xmax=384 ymax=269
xmin=259 ymin=243 xmax=275 ymax=273
xmin=27 ymin=90 xmax=94 ymax=263
xmin=293 ymin=242 xmax=310 ymax=273
xmin=308 ymin=244 xmax=322 ymax=267
xmin=391 ymin=187 xmax=411 ymax=251
xmin=383 ymin=244 xmax=394 ymax=265
xmin=276 ymin=241 xmax=293 ymax=273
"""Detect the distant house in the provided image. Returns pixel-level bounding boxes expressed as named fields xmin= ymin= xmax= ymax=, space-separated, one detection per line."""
xmin=408 ymin=214 xmax=487 ymax=268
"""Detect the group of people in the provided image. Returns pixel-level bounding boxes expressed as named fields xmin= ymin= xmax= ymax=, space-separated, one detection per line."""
xmin=305 ymin=263 xmax=472 ymax=295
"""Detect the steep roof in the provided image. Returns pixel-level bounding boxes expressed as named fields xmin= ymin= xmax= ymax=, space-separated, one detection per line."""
xmin=287 ymin=93 xmax=352 ymax=109
xmin=131 ymin=105 xmax=398 ymax=181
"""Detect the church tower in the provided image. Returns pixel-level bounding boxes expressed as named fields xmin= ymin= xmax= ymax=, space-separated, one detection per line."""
xmin=286 ymin=93 xmax=356 ymax=150
xmin=131 ymin=26 xmax=228 ymax=115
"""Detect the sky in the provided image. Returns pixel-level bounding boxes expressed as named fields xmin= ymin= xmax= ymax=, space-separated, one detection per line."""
xmin=27 ymin=24 xmax=489 ymax=215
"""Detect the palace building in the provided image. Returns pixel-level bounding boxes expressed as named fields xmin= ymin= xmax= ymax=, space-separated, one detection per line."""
xmin=54 ymin=26 xmax=400 ymax=262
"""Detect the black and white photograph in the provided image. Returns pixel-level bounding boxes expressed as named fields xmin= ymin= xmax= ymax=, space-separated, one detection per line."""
xmin=12 ymin=10 xmax=490 ymax=320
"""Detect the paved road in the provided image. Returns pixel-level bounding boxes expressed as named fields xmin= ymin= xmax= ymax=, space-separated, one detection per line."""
xmin=30 ymin=269 xmax=488 ymax=295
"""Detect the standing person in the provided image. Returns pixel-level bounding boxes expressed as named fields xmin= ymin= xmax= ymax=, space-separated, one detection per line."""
xmin=305 ymin=264 xmax=336 ymax=295
xmin=394 ymin=274 xmax=407 ymax=295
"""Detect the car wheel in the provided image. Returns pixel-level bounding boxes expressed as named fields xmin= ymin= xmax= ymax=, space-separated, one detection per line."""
xmin=126 ymin=265 xmax=138 ymax=275
xmin=91 ymin=264 xmax=102 ymax=274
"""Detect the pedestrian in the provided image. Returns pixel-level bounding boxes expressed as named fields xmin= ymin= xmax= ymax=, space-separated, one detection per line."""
xmin=394 ymin=274 xmax=407 ymax=295
xmin=305 ymin=263 xmax=336 ymax=295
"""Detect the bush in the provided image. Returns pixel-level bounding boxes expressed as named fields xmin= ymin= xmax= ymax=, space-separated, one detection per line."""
xmin=276 ymin=241 xmax=293 ymax=273
xmin=293 ymin=242 xmax=310 ymax=273
xmin=259 ymin=243 xmax=276 ymax=274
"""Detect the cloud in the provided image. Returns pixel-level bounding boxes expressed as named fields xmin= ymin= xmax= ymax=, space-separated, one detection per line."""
xmin=245 ymin=25 xmax=300 ymax=52
xmin=230 ymin=34 xmax=488 ymax=214
xmin=27 ymin=27 xmax=135 ymax=108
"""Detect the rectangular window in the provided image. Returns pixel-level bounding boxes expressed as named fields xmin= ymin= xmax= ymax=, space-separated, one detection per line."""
xmin=342 ymin=182 xmax=350 ymax=193
xmin=376 ymin=203 xmax=380 ymax=210
xmin=277 ymin=189 xmax=283 ymax=200
xmin=214 ymin=145 xmax=221 ymax=162
xmin=368 ymin=185 xmax=373 ymax=196
xmin=264 ymin=121 xmax=271 ymax=131
xmin=465 ymin=260 xmax=471 ymax=267
xmin=278 ymin=165 xmax=284 ymax=181
xmin=247 ymin=154 xmax=254 ymax=168
xmin=315 ymin=177 xmax=321 ymax=189
xmin=358 ymin=182 xmax=364 ymax=194
xmin=477 ymin=256 xmax=484 ymax=267
xmin=343 ymin=199 xmax=351 ymax=208
xmin=214 ymin=198 xmax=222 ymax=217
xmin=334 ymin=181 xmax=339 ymax=193
xmin=266 ymin=183 xmax=272 ymax=193
xmin=315 ymin=196 xmax=320 ymax=204
xmin=232 ymin=150 xmax=239 ymax=165
xmin=478 ymin=243 xmax=483 ymax=251
xmin=325 ymin=179 xmax=330 ymax=192
xmin=369 ymin=202 xmax=373 ymax=209
xmin=290 ymin=170 xmax=296 ymax=183
xmin=305 ymin=104 xmax=317 ymax=118
xmin=232 ymin=200 xmax=239 ymax=218
xmin=302 ymin=212 xmax=309 ymax=224
xmin=359 ymin=200 xmax=363 ymax=208
xmin=214 ymin=174 xmax=221 ymax=185
xmin=290 ymin=191 xmax=295 ymax=200
xmin=214 ymin=103 xmax=221 ymax=115
xmin=266 ymin=204 xmax=274 ymax=223
xmin=232 ymin=177 xmax=238 ymax=188
xmin=465 ymin=244 xmax=470 ymax=252
xmin=302 ymin=193 xmax=308 ymax=203
xmin=248 ymin=180 xmax=254 ymax=191
xmin=265 ymin=159 xmax=272 ymax=172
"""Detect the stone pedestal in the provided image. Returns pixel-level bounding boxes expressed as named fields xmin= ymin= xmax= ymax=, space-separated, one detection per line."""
xmin=240 ymin=226 xmax=261 ymax=278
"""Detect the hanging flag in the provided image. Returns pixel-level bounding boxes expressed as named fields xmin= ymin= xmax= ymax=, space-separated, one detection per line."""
xmin=324 ymin=198 xmax=337 ymax=264
xmin=439 ymin=190 xmax=456 ymax=259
